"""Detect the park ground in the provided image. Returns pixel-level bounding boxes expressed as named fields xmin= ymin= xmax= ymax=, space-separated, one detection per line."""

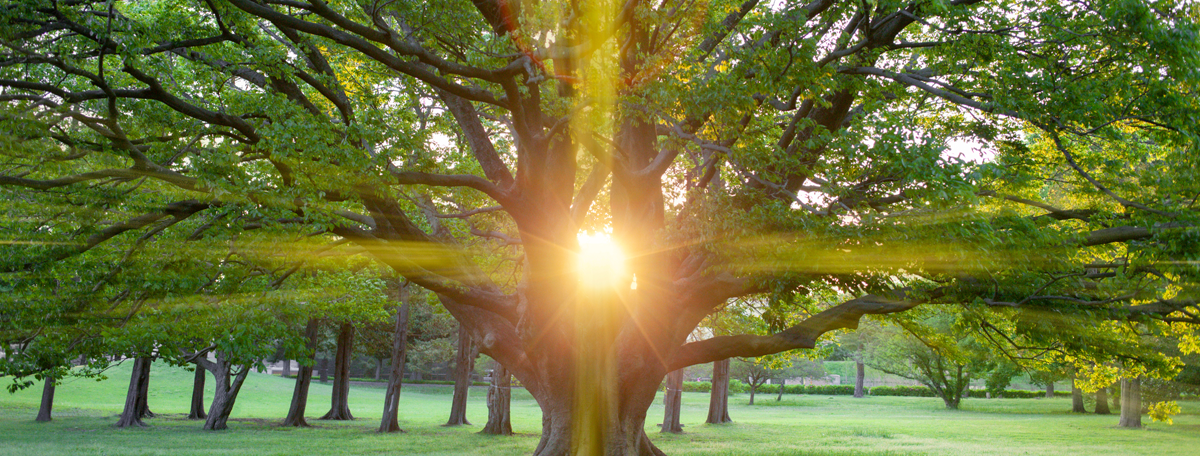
xmin=1 ymin=362 xmax=1197 ymax=455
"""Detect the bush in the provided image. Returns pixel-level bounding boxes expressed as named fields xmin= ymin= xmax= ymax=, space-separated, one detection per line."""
xmin=869 ymin=385 xmax=936 ymax=397
xmin=672 ymin=381 xmax=855 ymax=396
xmin=401 ymin=379 xmax=489 ymax=387
xmin=806 ymin=385 xmax=856 ymax=395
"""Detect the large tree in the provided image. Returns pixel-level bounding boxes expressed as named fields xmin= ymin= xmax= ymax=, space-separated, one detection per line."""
xmin=2 ymin=0 xmax=1199 ymax=454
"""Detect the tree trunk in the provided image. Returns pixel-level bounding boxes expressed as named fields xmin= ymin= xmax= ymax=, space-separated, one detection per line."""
xmin=482 ymin=364 xmax=513 ymax=435
xmin=115 ymin=357 xmax=150 ymax=428
xmin=660 ymin=369 xmax=683 ymax=433
xmin=134 ymin=357 xmax=154 ymax=419
xmin=1071 ymin=379 xmax=1087 ymax=413
xmin=776 ymin=378 xmax=784 ymax=401
xmin=527 ymin=400 xmax=667 ymax=456
xmin=202 ymin=353 xmax=251 ymax=431
xmin=35 ymin=375 xmax=54 ymax=422
xmin=748 ymin=382 xmax=756 ymax=405
xmin=283 ymin=319 xmax=319 ymax=427
xmin=188 ymin=365 xmax=207 ymax=419
xmin=1111 ymin=382 xmax=1121 ymax=411
xmin=320 ymin=322 xmax=355 ymax=420
xmin=1044 ymin=382 xmax=1054 ymax=398
xmin=281 ymin=358 xmax=291 ymax=378
xmin=374 ymin=358 xmax=382 ymax=381
xmin=380 ymin=301 xmax=410 ymax=433
xmin=853 ymin=359 xmax=866 ymax=398
xmin=1119 ymin=377 xmax=1141 ymax=428
xmin=705 ymin=359 xmax=732 ymax=424
xmin=318 ymin=357 xmax=329 ymax=383
xmin=1095 ymin=386 xmax=1112 ymax=414
xmin=446 ymin=324 xmax=476 ymax=426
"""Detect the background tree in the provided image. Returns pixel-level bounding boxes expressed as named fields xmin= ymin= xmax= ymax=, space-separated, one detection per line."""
xmin=730 ymin=358 xmax=772 ymax=406
xmin=865 ymin=315 xmax=976 ymax=410
xmin=446 ymin=323 xmax=478 ymax=426
xmin=379 ymin=279 xmax=411 ymax=433
xmin=481 ymin=359 xmax=514 ymax=435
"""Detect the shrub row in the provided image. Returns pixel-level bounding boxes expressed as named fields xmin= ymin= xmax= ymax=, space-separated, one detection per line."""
xmin=869 ymin=385 xmax=1071 ymax=398
xmin=674 ymin=381 xmax=857 ymax=395
xmin=867 ymin=385 xmax=937 ymax=397
xmin=673 ymin=382 xmax=1076 ymax=399
xmin=347 ymin=377 xmax=489 ymax=387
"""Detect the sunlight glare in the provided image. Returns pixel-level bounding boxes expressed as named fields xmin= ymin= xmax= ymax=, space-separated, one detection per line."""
xmin=576 ymin=233 xmax=626 ymax=290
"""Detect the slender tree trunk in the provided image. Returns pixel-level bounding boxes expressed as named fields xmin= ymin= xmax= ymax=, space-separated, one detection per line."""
xmin=35 ymin=375 xmax=55 ymax=422
xmin=776 ymin=378 xmax=784 ymax=401
xmin=1111 ymin=382 xmax=1121 ymax=411
xmin=482 ymin=364 xmax=513 ymax=435
xmin=1095 ymin=386 xmax=1112 ymax=414
xmin=374 ymin=358 xmax=382 ymax=381
xmin=134 ymin=357 xmax=154 ymax=419
xmin=380 ymin=300 xmax=410 ymax=433
xmin=748 ymin=382 xmax=756 ymax=405
xmin=1071 ymin=378 xmax=1087 ymax=413
xmin=115 ymin=357 xmax=149 ymax=428
xmin=854 ymin=358 xmax=866 ymax=398
xmin=660 ymin=369 xmax=683 ymax=433
xmin=446 ymin=324 xmax=476 ymax=426
xmin=320 ymin=322 xmax=355 ymax=420
xmin=318 ymin=357 xmax=329 ymax=383
xmin=705 ymin=359 xmax=732 ymax=424
xmin=1119 ymin=377 xmax=1141 ymax=428
xmin=202 ymin=353 xmax=251 ymax=431
xmin=281 ymin=358 xmax=290 ymax=378
xmin=283 ymin=319 xmax=319 ymax=427
xmin=188 ymin=365 xmax=207 ymax=419
xmin=1045 ymin=382 xmax=1054 ymax=399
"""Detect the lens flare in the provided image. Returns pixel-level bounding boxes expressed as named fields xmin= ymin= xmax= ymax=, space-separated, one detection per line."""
xmin=576 ymin=232 xmax=626 ymax=290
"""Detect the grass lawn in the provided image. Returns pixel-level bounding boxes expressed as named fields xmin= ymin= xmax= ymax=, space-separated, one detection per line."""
xmin=1 ymin=362 xmax=1197 ymax=455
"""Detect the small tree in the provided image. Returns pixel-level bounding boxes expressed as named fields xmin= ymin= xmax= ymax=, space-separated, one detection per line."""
xmin=866 ymin=317 xmax=974 ymax=410
xmin=730 ymin=358 xmax=773 ymax=406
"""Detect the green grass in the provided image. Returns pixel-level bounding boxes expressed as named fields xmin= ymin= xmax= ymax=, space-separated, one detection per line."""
xmin=2 ymin=362 xmax=1197 ymax=455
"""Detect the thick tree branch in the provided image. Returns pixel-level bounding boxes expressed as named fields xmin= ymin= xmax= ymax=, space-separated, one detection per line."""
xmin=667 ymin=293 xmax=918 ymax=370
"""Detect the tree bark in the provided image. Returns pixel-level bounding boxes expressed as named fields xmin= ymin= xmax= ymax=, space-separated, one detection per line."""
xmin=1119 ymin=377 xmax=1141 ymax=428
xmin=380 ymin=301 xmax=410 ymax=433
xmin=660 ymin=369 xmax=683 ymax=433
xmin=134 ymin=357 xmax=154 ymax=419
xmin=482 ymin=364 xmax=513 ymax=435
xmin=201 ymin=352 xmax=250 ymax=431
xmin=35 ymin=375 xmax=54 ymax=422
xmin=188 ymin=365 xmax=207 ymax=419
xmin=281 ymin=358 xmax=291 ymax=378
xmin=748 ymin=382 xmax=756 ymax=405
xmin=706 ymin=359 xmax=732 ymax=424
xmin=320 ymin=322 xmax=355 ymax=420
xmin=1044 ymin=382 xmax=1054 ymax=399
xmin=374 ymin=358 xmax=382 ymax=381
xmin=283 ymin=318 xmax=319 ymax=427
xmin=1095 ymin=386 xmax=1112 ymax=414
xmin=446 ymin=324 xmax=476 ymax=426
xmin=776 ymin=378 xmax=784 ymax=401
xmin=854 ymin=358 xmax=866 ymax=398
xmin=318 ymin=357 xmax=329 ymax=383
xmin=528 ymin=401 xmax=667 ymax=456
xmin=1071 ymin=378 xmax=1087 ymax=413
xmin=115 ymin=357 xmax=150 ymax=428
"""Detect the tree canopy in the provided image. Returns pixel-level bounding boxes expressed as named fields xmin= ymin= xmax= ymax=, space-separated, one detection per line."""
xmin=2 ymin=0 xmax=1199 ymax=454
